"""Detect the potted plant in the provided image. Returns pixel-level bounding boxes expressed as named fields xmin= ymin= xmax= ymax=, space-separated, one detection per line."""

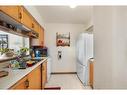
xmin=0 ymin=48 xmax=9 ymax=55
xmin=19 ymin=47 xmax=29 ymax=56
xmin=0 ymin=48 xmax=14 ymax=57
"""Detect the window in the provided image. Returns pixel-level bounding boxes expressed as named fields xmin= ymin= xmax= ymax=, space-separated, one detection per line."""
xmin=0 ymin=30 xmax=30 ymax=54
xmin=0 ymin=34 xmax=8 ymax=49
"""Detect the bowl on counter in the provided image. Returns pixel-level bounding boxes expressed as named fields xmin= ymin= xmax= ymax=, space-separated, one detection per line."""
xmin=26 ymin=60 xmax=36 ymax=67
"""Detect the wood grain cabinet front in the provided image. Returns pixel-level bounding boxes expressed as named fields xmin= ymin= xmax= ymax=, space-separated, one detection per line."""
xmin=32 ymin=19 xmax=39 ymax=33
xmin=11 ymin=66 xmax=42 ymax=90
xmin=10 ymin=76 xmax=28 ymax=89
xmin=39 ymin=26 xmax=44 ymax=46
xmin=0 ymin=6 xmax=21 ymax=22
xmin=20 ymin=7 xmax=33 ymax=30
xmin=27 ymin=65 xmax=41 ymax=89
xmin=89 ymin=61 xmax=94 ymax=88
xmin=0 ymin=6 xmax=45 ymax=40
xmin=41 ymin=61 xmax=47 ymax=89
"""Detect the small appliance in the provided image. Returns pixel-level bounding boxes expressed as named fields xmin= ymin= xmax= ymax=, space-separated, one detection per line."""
xmin=32 ymin=46 xmax=48 ymax=57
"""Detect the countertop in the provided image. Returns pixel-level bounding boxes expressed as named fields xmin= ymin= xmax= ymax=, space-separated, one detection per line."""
xmin=0 ymin=57 xmax=48 ymax=89
xmin=0 ymin=56 xmax=16 ymax=62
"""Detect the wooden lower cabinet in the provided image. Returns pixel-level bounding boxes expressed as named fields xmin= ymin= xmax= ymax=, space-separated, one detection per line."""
xmin=10 ymin=60 xmax=47 ymax=90
xmin=10 ymin=65 xmax=42 ymax=90
xmin=10 ymin=76 xmax=28 ymax=89
xmin=41 ymin=61 xmax=47 ymax=89
xmin=89 ymin=61 xmax=94 ymax=88
xmin=27 ymin=65 xmax=41 ymax=89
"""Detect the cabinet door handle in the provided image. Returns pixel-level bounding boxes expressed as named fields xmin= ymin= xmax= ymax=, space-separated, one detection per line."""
xmin=32 ymin=23 xmax=34 ymax=28
xmin=19 ymin=12 xmax=22 ymax=19
xmin=25 ymin=79 xmax=29 ymax=88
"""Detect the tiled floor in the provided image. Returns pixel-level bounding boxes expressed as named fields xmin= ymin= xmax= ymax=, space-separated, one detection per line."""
xmin=45 ymin=74 xmax=92 ymax=89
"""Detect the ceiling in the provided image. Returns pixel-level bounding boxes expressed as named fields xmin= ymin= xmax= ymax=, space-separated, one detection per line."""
xmin=35 ymin=6 xmax=93 ymax=24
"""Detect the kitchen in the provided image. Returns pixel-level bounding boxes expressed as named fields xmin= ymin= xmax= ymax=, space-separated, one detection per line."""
xmin=0 ymin=6 xmax=94 ymax=89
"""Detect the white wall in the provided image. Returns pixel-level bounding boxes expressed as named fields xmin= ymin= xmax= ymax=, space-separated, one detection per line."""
xmin=112 ymin=7 xmax=127 ymax=89
xmin=93 ymin=6 xmax=114 ymax=89
xmin=94 ymin=6 xmax=127 ymax=89
xmin=45 ymin=23 xmax=84 ymax=72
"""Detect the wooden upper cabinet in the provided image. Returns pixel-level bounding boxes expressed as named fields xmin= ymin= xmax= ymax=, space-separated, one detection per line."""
xmin=27 ymin=65 xmax=41 ymax=89
xmin=10 ymin=76 xmax=28 ymax=90
xmin=20 ymin=7 xmax=32 ymax=30
xmin=38 ymin=25 xmax=44 ymax=46
xmin=32 ymin=19 xmax=39 ymax=33
xmin=0 ymin=6 xmax=45 ymax=39
xmin=41 ymin=61 xmax=47 ymax=89
xmin=0 ymin=6 xmax=21 ymax=22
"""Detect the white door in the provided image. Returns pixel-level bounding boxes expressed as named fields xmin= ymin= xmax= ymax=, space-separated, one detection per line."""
xmin=77 ymin=33 xmax=86 ymax=66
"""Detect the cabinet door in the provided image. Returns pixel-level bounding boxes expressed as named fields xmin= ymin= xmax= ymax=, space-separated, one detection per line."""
xmin=28 ymin=65 xmax=41 ymax=89
xmin=42 ymin=61 xmax=47 ymax=89
xmin=20 ymin=7 xmax=32 ymax=30
xmin=10 ymin=76 xmax=28 ymax=89
xmin=89 ymin=62 xmax=93 ymax=88
xmin=39 ymin=26 xmax=44 ymax=46
xmin=32 ymin=19 xmax=39 ymax=33
xmin=0 ymin=6 xmax=21 ymax=22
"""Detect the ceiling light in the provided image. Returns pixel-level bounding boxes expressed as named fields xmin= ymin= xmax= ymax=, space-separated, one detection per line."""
xmin=70 ymin=4 xmax=77 ymax=8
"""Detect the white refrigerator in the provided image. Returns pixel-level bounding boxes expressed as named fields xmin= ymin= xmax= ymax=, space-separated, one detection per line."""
xmin=76 ymin=33 xmax=93 ymax=86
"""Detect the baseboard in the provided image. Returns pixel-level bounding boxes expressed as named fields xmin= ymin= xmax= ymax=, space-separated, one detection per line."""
xmin=51 ymin=72 xmax=77 ymax=74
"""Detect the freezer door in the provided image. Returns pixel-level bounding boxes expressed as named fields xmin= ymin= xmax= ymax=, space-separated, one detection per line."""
xmin=77 ymin=33 xmax=86 ymax=65
xmin=79 ymin=33 xmax=93 ymax=66
xmin=77 ymin=63 xmax=89 ymax=86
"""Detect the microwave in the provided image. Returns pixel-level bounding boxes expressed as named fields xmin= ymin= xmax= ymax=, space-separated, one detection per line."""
xmin=32 ymin=46 xmax=48 ymax=57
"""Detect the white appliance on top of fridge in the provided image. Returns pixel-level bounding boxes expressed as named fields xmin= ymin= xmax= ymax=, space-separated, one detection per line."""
xmin=76 ymin=32 xmax=93 ymax=86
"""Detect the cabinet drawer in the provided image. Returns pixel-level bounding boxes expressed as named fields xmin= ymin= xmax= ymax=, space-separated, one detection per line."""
xmin=41 ymin=61 xmax=47 ymax=89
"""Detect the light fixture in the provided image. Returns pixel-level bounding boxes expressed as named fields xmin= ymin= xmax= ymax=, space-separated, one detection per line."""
xmin=70 ymin=4 xmax=77 ymax=8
